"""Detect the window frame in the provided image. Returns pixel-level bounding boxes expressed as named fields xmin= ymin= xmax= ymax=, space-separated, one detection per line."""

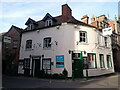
xmin=43 ymin=37 xmax=51 ymax=49
xmin=106 ymin=55 xmax=112 ymax=68
xmin=99 ymin=54 xmax=105 ymax=68
xmin=23 ymin=58 xmax=30 ymax=69
xmin=13 ymin=40 xmax=18 ymax=49
xmin=45 ymin=20 xmax=53 ymax=27
xmin=25 ymin=40 xmax=32 ymax=50
xmin=104 ymin=37 xmax=108 ymax=47
xmin=42 ymin=58 xmax=51 ymax=70
xmin=79 ymin=31 xmax=87 ymax=43
xmin=87 ymin=53 xmax=97 ymax=69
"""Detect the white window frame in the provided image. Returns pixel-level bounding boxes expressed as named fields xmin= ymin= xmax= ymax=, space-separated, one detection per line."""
xmin=106 ymin=55 xmax=112 ymax=68
xmin=99 ymin=54 xmax=105 ymax=68
xmin=43 ymin=37 xmax=51 ymax=49
xmin=79 ymin=31 xmax=87 ymax=43
xmin=45 ymin=20 xmax=52 ymax=26
xmin=104 ymin=37 xmax=108 ymax=47
xmin=25 ymin=40 xmax=32 ymax=50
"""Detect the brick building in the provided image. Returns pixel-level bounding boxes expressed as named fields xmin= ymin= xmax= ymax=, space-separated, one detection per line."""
xmin=2 ymin=25 xmax=23 ymax=75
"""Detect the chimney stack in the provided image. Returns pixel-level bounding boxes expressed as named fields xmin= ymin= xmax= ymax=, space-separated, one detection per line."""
xmin=62 ymin=4 xmax=72 ymax=23
xmin=81 ymin=15 xmax=89 ymax=24
xmin=91 ymin=15 xmax=95 ymax=23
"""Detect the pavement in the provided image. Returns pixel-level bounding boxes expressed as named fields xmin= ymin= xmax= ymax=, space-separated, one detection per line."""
xmin=2 ymin=73 xmax=120 ymax=89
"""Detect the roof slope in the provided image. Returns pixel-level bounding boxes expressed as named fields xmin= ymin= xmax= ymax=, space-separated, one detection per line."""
xmin=23 ymin=15 xmax=96 ymax=33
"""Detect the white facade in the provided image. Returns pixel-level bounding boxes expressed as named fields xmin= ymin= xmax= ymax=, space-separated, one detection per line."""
xmin=19 ymin=23 xmax=114 ymax=77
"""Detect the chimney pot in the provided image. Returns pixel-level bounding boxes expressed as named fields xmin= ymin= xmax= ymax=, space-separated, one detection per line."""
xmin=81 ymin=14 xmax=89 ymax=24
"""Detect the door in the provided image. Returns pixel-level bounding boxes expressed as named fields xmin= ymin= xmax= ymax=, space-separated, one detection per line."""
xmin=72 ymin=53 xmax=83 ymax=78
xmin=32 ymin=58 xmax=40 ymax=77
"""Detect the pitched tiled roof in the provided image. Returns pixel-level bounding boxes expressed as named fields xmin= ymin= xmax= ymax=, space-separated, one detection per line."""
xmin=67 ymin=16 xmax=97 ymax=28
xmin=37 ymin=15 xmax=62 ymax=29
xmin=23 ymin=15 xmax=96 ymax=33
xmin=12 ymin=25 xmax=23 ymax=34
xmin=4 ymin=25 xmax=23 ymax=35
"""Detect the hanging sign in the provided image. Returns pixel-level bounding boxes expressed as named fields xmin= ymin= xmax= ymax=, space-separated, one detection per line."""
xmin=102 ymin=27 xmax=112 ymax=36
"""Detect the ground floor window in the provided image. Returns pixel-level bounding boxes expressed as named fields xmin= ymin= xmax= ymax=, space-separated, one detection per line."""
xmin=106 ymin=55 xmax=112 ymax=68
xmin=99 ymin=54 xmax=105 ymax=68
xmin=19 ymin=60 xmax=24 ymax=65
xmin=87 ymin=53 xmax=97 ymax=69
xmin=42 ymin=58 xmax=51 ymax=70
xmin=24 ymin=58 xmax=30 ymax=69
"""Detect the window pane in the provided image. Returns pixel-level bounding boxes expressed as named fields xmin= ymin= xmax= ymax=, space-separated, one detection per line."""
xmin=24 ymin=58 xmax=30 ymax=69
xmin=87 ymin=54 xmax=96 ymax=69
xmin=26 ymin=40 xmax=32 ymax=49
xmin=80 ymin=33 xmax=82 ymax=36
xmin=99 ymin=54 xmax=105 ymax=68
xmin=83 ymin=33 xmax=85 ymax=37
xmin=79 ymin=31 xmax=87 ymax=42
xmin=42 ymin=59 xmax=51 ymax=70
xmin=107 ymin=55 xmax=112 ymax=68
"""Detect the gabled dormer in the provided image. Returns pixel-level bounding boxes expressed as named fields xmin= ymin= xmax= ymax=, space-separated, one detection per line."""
xmin=42 ymin=13 xmax=56 ymax=27
xmin=25 ymin=18 xmax=37 ymax=30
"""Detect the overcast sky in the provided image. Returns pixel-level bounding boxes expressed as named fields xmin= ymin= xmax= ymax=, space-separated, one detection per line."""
xmin=0 ymin=0 xmax=119 ymax=33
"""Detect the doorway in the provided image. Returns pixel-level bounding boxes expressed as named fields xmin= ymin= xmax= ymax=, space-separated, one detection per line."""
xmin=31 ymin=56 xmax=41 ymax=77
xmin=72 ymin=53 xmax=83 ymax=78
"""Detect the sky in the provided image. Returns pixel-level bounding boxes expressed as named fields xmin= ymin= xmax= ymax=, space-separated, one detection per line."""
xmin=0 ymin=0 xmax=119 ymax=33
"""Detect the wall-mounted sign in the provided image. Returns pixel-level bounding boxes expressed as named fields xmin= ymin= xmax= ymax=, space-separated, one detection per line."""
xmin=102 ymin=27 xmax=112 ymax=36
xmin=4 ymin=36 xmax=11 ymax=43
xmin=72 ymin=53 xmax=82 ymax=60
xmin=56 ymin=55 xmax=64 ymax=68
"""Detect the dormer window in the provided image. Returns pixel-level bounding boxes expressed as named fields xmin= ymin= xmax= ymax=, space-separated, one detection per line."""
xmin=42 ymin=13 xmax=56 ymax=27
xmin=25 ymin=18 xmax=37 ymax=30
xmin=45 ymin=20 xmax=52 ymax=26
xmin=29 ymin=24 xmax=34 ymax=30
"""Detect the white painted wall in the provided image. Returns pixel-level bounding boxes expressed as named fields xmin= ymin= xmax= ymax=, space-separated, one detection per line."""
xmin=19 ymin=23 xmax=114 ymax=77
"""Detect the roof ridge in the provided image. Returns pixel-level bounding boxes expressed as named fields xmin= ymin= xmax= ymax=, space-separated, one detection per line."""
xmin=36 ymin=15 xmax=62 ymax=23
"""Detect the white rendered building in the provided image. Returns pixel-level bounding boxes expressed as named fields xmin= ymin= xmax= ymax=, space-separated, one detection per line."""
xmin=18 ymin=4 xmax=114 ymax=78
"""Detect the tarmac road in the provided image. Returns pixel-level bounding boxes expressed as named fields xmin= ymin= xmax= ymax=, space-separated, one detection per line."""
xmin=2 ymin=73 xmax=120 ymax=89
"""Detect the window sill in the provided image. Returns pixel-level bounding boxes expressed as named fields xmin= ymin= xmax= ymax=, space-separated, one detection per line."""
xmin=79 ymin=42 xmax=89 ymax=45
xmin=25 ymin=49 xmax=33 ymax=51
xmin=100 ymin=68 xmax=106 ymax=70
xmin=98 ymin=46 xmax=111 ymax=49
xmin=106 ymin=67 xmax=113 ymax=69
xmin=84 ymin=68 xmax=97 ymax=70
xmin=105 ymin=47 xmax=111 ymax=49
xmin=43 ymin=48 xmax=51 ymax=50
